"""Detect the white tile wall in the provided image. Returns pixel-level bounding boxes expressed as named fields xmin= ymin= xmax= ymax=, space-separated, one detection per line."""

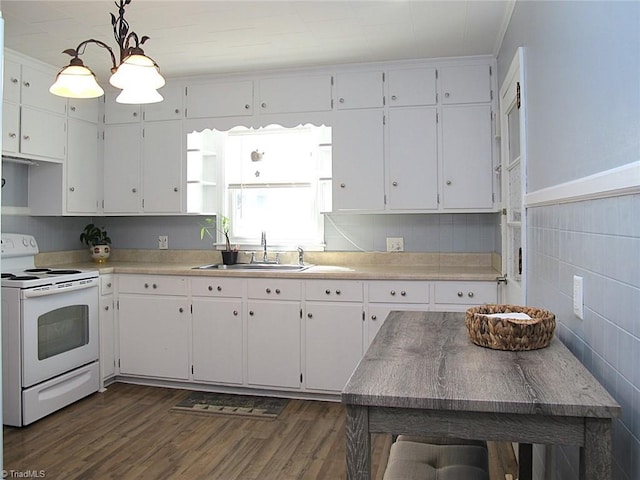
xmin=527 ymin=194 xmax=640 ymax=480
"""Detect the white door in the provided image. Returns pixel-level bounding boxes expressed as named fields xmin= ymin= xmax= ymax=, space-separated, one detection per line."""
xmin=499 ymin=48 xmax=526 ymax=305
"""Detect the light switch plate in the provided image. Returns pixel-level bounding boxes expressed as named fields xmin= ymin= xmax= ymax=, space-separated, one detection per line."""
xmin=386 ymin=237 xmax=404 ymax=252
xmin=573 ymin=275 xmax=584 ymax=319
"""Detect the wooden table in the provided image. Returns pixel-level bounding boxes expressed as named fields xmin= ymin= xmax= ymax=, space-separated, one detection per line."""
xmin=342 ymin=311 xmax=620 ymax=480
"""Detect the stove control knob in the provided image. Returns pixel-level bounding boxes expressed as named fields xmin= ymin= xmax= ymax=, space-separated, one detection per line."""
xmin=30 ymin=239 xmax=36 ymax=247
xmin=22 ymin=238 xmax=29 ymax=246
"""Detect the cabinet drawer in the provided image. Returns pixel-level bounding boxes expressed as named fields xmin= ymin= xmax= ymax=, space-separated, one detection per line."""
xmin=100 ymin=275 xmax=114 ymax=295
xmin=118 ymin=275 xmax=187 ymax=295
xmin=368 ymin=281 xmax=430 ymax=304
xmin=191 ymin=277 xmax=243 ymax=298
xmin=305 ymin=280 xmax=363 ymax=302
xmin=247 ymin=279 xmax=301 ymax=301
xmin=433 ymin=282 xmax=496 ymax=305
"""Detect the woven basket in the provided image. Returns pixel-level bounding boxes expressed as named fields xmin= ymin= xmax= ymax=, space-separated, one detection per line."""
xmin=465 ymin=304 xmax=556 ymax=351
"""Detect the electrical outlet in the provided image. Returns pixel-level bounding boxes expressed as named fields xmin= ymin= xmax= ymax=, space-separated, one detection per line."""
xmin=386 ymin=237 xmax=404 ymax=252
xmin=158 ymin=235 xmax=168 ymax=250
xmin=573 ymin=275 xmax=584 ymax=319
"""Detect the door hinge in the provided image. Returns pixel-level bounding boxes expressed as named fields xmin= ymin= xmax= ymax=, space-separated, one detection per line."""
xmin=489 ymin=65 xmax=492 ymax=76
xmin=502 ymin=208 xmax=507 ymax=215
xmin=490 ymin=90 xmax=494 ymax=100
xmin=492 ymin=192 xmax=495 ymax=203
xmin=496 ymin=275 xmax=508 ymax=285
xmin=331 ymin=75 xmax=334 ymax=86
xmin=382 ymin=72 xmax=385 ymax=83
xmin=437 ymin=193 xmax=440 ymax=204
xmin=436 ymin=112 xmax=439 ymax=123
xmin=191 ymin=365 xmax=194 ymax=375
xmin=190 ymin=304 xmax=193 ymax=314
xmin=516 ymin=82 xmax=521 ymax=109
xmin=299 ymin=308 xmax=302 ymax=318
xmin=300 ymin=373 xmax=303 ymax=384
xmin=362 ymin=311 xmax=365 ymax=321
xmin=435 ymin=69 xmax=438 ymax=79
xmin=383 ymin=114 xmax=386 ymax=125
xmin=116 ymin=299 xmax=119 ymax=310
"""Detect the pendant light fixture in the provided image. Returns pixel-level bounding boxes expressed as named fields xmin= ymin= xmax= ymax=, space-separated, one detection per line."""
xmin=49 ymin=0 xmax=165 ymax=104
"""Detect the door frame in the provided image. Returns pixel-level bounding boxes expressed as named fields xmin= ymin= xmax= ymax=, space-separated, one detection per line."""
xmin=499 ymin=47 xmax=526 ymax=305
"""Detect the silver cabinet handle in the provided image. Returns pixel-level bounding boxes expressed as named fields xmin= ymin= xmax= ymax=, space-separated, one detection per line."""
xmin=174 ymin=109 xmax=180 ymax=114
xmin=457 ymin=291 xmax=464 ymax=297
xmin=233 ymin=310 xmax=238 ymax=316
xmin=390 ymin=290 xmax=396 ymax=296
xmin=10 ymin=77 xmax=18 ymax=84
xmin=401 ymin=291 xmax=406 ymax=296
xmin=208 ymin=285 xmax=213 ymax=291
xmin=261 ymin=102 xmax=267 ymax=108
xmin=392 ymin=181 xmax=398 ymax=186
xmin=69 ymin=187 xmax=75 ymax=192
xmin=249 ymin=310 xmax=254 ymax=316
xmin=391 ymin=95 xmax=397 ymax=101
xmin=266 ymin=288 xmax=271 ymax=294
xmin=245 ymin=104 xmax=251 ymax=109
xmin=133 ymin=111 xmax=138 ymax=117
xmin=152 ymin=283 xmax=158 ymax=289
xmin=275 ymin=288 xmax=281 ymax=294
xmin=70 ymin=106 xmax=76 ymax=111
xmin=179 ymin=307 xmax=184 ymax=313
xmin=107 ymin=283 xmax=112 ymax=288
xmin=23 ymin=135 xmax=30 ymax=140
xmin=104 ymin=305 xmax=110 ymax=311
xmin=9 ymin=133 xmax=16 ymax=138
xmin=340 ymin=183 xmax=346 ymax=188
xmin=445 ymin=92 xmax=450 ymax=98
xmin=217 ymin=286 xmax=222 ymax=292
xmin=307 ymin=313 xmax=313 ymax=318
xmin=339 ymin=98 xmax=345 ymax=103
xmin=371 ymin=315 xmax=377 ymax=321
xmin=173 ymin=187 xmax=179 ymax=192
xmin=446 ymin=180 xmax=452 ymax=185
xmin=468 ymin=292 xmax=474 ymax=298
xmin=132 ymin=188 xmax=137 ymax=193
xmin=325 ymin=289 xmax=331 ymax=295
xmin=23 ymin=81 xmax=30 ymax=88
xmin=144 ymin=283 xmax=149 ymax=288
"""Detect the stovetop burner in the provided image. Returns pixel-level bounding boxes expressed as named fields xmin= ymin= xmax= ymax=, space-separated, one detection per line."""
xmin=24 ymin=268 xmax=52 ymax=273
xmin=9 ymin=275 xmax=40 ymax=281
xmin=1 ymin=273 xmax=16 ymax=279
xmin=47 ymin=269 xmax=82 ymax=275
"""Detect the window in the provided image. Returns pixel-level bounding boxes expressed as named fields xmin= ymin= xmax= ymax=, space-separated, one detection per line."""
xmin=188 ymin=124 xmax=331 ymax=248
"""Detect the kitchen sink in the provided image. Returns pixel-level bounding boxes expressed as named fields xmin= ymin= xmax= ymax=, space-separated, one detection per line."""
xmin=194 ymin=263 xmax=312 ymax=272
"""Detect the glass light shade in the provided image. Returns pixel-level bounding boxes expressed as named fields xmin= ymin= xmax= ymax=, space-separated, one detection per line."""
xmin=116 ymin=87 xmax=163 ymax=104
xmin=49 ymin=64 xmax=104 ymax=98
xmin=109 ymin=54 xmax=165 ymax=90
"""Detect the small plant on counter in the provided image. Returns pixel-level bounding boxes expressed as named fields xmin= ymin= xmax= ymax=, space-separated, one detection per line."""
xmin=80 ymin=223 xmax=111 ymax=247
xmin=200 ymin=216 xmax=233 ymax=251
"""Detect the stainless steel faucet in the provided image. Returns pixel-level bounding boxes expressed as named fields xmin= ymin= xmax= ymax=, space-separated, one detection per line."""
xmin=261 ymin=231 xmax=268 ymax=262
xmin=297 ymin=246 xmax=304 ymax=266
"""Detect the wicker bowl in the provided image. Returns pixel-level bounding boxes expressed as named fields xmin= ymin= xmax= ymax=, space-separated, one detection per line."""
xmin=465 ymin=304 xmax=556 ymax=351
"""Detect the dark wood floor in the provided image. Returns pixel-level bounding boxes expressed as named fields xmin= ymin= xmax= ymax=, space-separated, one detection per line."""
xmin=4 ymin=383 xmax=516 ymax=479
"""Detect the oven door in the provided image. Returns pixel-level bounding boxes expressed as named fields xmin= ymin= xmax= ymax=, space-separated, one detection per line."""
xmin=21 ymin=278 xmax=99 ymax=388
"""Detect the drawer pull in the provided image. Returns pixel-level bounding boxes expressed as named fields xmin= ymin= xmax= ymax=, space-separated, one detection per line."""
xmin=390 ymin=290 xmax=396 ymax=296
xmin=104 ymin=305 xmax=109 ymax=311
xmin=107 ymin=282 xmax=112 ymax=288
xmin=217 ymin=286 xmax=222 ymax=292
xmin=152 ymin=283 xmax=158 ymax=289
xmin=266 ymin=288 xmax=271 ymax=294
xmin=144 ymin=283 xmax=149 ymax=288
xmin=325 ymin=289 xmax=331 ymax=295
xmin=457 ymin=291 xmax=464 ymax=297
xmin=401 ymin=291 xmax=406 ymax=296
xmin=468 ymin=292 xmax=474 ymax=298
xmin=371 ymin=315 xmax=377 ymax=321
xmin=275 ymin=288 xmax=281 ymax=294
xmin=335 ymin=289 xmax=341 ymax=295
xmin=307 ymin=313 xmax=313 ymax=318
xmin=208 ymin=285 xmax=213 ymax=291
xmin=179 ymin=307 xmax=184 ymax=313
xmin=249 ymin=310 xmax=254 ymax=316
xmin=233 ymin=310 xmax=238 ymax=316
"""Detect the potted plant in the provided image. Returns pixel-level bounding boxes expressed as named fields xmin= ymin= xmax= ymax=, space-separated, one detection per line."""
xmin=80 ymin=223 xmax=112 ymax=263
xmin=200 ymin=216 xmax=237 ymax=265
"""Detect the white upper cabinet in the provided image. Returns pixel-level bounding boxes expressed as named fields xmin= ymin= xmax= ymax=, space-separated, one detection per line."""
xmin=335 ymin=71 xmax=384 ymax=109
xmin=439 ymin=65 xmax=492 ymax=104
xmin=66 ymin=118 xmax=99 ymax=213
xmin=332 ymin=109 xmax=385 ymax=211
xmin=258 ymin=74 xmax=332 ymax=114
xmin=103 ymin=91 xmax=141 ymax=124
xmin=387 ymin=107 xmax=438 ymax=211
xmin=144 ymin=85 xmax=185 ymax=121
xmin=440 ymin=104 xmax=493 ymax=209
xmin=20 ymin=64 xmax=67 ymax=114
xmin=186 ymin=80 xmax=253 ymax=118
xmin=142 ymin=121 xmax=183 ymax=213
xmin=20 ymin=107 xmax=66 ymax=160
xmin=387 ymin=67 xmax=437 ymax=107
xmin=68 ymin=98 xmax=100 ymax=123
xmin=103 ymin=123 xmax=142 ymax=213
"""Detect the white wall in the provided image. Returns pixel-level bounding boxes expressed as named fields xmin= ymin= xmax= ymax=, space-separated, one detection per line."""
xmin=498 ymin=2 xmax=640 ymax=479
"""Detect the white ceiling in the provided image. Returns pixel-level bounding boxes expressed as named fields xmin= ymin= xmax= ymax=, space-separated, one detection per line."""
xmin=1 ymin=0 xmax=514 ymax=82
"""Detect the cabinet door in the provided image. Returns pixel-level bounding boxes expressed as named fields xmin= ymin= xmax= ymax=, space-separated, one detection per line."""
xmin=305 ymin=302 xmax=363 ymax=392
xmin=103 ymin=124 xmax=142 ymax=213
xmin=186 ymin=81 xmax=253 ymax=118
xmin=387 ymin=67 xmax=437 ymax=107
xmin=103 ymin=91 xmax=141 ymax=124
xmin=3 ymin=60 xmax=21 ymax=103
xmin=247 ymin=300 xmax=301 ymax=389
xmin=440 ymin=65 xmax=491 ymax=105
xmin=192 ymin=298 xmax=243 ymax=385
xmin=20 ymin=107 xmax=66 ymax=160
xmin=118 ymin=295 xmax=190 ymax=379
xmin=67 ymin=118 xmax=99 ymax=213
xmin=258 ymin=75 xmax=332 ymax=113
xmin=20 ymin=65 xmax=67 ymax=114
xmin=332 ymin=109 xmax=384 ymax=211
xmin=99 ymin=293 xmax=116 ymax=381
xmin=387 ymin=107 xmax=438 ymax=210
xmin=2 ymin=101 xmax=20 ymax=153
xmin=68 ymin=98 xmax=100 ymax=123
xmin=144 ymin=85 xmax=184 ymax=121
xmin=142 ymin=120 xmax=183 ymax=213
xmin=335 ymin=71 xmax=383 ymax=109
xmin=441 ymin=105 xmax=493 ymax=209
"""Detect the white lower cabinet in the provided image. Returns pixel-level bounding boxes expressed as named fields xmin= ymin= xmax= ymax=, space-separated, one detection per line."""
xmin=432 ymin=281 xmax=497 ymax=312
xmin=304 ymin=280 xmax=364 ymax=392
xmin=246 ymin=279 xmax=302 ymax=389
xmin=191 ymin=277 xmax=244 ymax=385
xmin=366 ymin=281 xmax=430 ymax=347
xmin=117 ymin=276 xmax=190 ymax=380
xmin=99 ymin=275 xmax=116 ymax=384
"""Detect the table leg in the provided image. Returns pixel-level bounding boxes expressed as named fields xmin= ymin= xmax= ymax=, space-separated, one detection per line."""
xmin=346 ymin=404 xmax=371 ymax=480
xmin=517 ymin=443 xmax=533 ymax=480
xmin=580 ymin=418 xmax=612 ymax=480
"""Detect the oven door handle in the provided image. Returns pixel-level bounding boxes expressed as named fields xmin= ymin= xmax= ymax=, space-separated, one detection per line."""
xmin=21 ymin=279 xmax=99 ymax=298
